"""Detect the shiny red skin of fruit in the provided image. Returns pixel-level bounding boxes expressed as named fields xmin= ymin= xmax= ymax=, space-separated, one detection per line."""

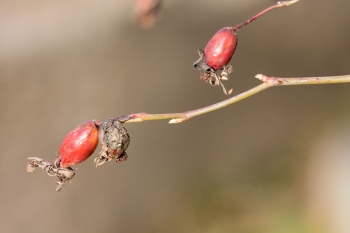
xmin=204 ymin=27 xmax=238 ymax=71
xmin=58 ymin=120 xmax=99 ymax=168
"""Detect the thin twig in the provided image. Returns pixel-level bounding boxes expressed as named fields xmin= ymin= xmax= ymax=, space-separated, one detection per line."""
xmin=125 ymin=74 xmax=350 ymax=124
xmin=232 ymin=0 xmax=300 ymax=31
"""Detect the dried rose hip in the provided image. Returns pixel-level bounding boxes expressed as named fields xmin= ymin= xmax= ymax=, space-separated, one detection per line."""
xmin=27 ymin=120 xmax=99 ymax=191
xmin=94 ymin=117 xmax=131 ymax=167
xmin=58 ymin=120 xmax=99 ymax=168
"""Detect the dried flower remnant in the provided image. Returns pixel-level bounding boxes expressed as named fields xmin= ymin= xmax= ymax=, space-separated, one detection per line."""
xmin=94 ymin=117 xmax=131 ymax=167
xmin=133 ymin=0 xmax=162 ymax=29
xmin=26 ymin=120 xmax=99 ymax=191
xmin=27 ymin=157 xmax=76 ymax=191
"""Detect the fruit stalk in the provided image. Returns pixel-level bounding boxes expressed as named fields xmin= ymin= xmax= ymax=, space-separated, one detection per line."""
xmin=232 ymin=0 xmax=300 ymax=31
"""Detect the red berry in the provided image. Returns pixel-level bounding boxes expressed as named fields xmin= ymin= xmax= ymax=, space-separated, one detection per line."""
xmin=204 ymin=27 xmax=238 ymax=71
xmin=58 ymin=120 xmax=99 ymax=168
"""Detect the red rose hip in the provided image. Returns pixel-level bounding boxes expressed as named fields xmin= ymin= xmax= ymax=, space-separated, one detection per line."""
xmin=204 ymin=27 xmax=237 ymax=71
xmin=193 ymin=1 xmax=299 ymax=95
xmin=193 ymin=27 xmax=237 ymax=74
xmin=58 ymin=120 xmax=99 ymax=168
xmin=193 ymin=27 xmax=237 ymax=95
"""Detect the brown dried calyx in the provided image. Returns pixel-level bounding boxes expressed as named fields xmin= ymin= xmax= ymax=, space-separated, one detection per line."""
xmin=200 ymin=71 xmax=211 ymax=83
xmin=94 ymin=116 xmax=131 ymax=167
xmin=27 ymin=157 xmax=76 ymax=191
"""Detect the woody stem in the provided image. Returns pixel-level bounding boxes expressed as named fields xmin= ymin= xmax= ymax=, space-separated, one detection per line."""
xmin=124 ymin=74 xmax=350 ymax=124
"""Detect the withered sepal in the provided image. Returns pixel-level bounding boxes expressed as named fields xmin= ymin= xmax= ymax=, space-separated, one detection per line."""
xmin=94 ymin=117 xmax=131 ymax=167
xmin=27 ymin=157 xmax=76 ymax=191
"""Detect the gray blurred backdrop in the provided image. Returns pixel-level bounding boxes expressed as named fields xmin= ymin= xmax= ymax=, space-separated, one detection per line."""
xmin=1 ymin=0 xmax=350 ymax=232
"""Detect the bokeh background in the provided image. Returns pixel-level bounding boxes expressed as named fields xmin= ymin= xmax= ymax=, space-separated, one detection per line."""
xmin=1 ymin=0 xmax=350 ymax=232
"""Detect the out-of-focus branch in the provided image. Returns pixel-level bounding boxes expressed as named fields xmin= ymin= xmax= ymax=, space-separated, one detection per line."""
xmin=125 ymin=74 xmax=350 ymax=124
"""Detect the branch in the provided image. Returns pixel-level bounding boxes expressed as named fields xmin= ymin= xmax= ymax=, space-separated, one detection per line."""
xmin=125 ymin=74 xmax=350 ymax=124
xmin=232 ymin=0 xmax=300 ymax=31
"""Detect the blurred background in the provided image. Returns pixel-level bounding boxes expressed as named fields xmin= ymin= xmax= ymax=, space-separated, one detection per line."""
xmin=1 ymin=0 xmax=350 ymax=232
